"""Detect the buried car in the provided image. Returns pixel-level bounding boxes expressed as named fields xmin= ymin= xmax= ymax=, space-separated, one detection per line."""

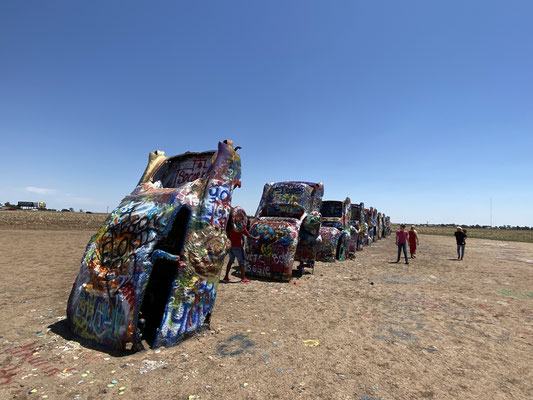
xmin=365 ymin=207 xmax=374 ymax=244
xmin=316 ymin=198 xmax=352 ymax=262
xmin=376 ymin=210 xmax=383 ymax=240
xmin=246 ymin=181 xmax=324 ymax=281
xmin=381 ymin=214 xmax=391 ymax=237
xmin=67 ymin=140 xmax=242 ymax=350
xmin=349 ymin=202 xmax=367 ymax=253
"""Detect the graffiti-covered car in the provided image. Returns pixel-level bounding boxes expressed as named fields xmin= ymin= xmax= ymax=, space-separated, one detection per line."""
xmin=383 ymin=215 xmax=391 ymax=237
xmin=246 ymin=181 xmax=323 ymax=281
xmin=349 ymin=202 xmax=367 ymax=253
xmin=377 ymin=212 xmax=383 ymax=240
xmin=364 ymin=207 xmax=374 ymax=244
xmin=67 ymin=140 xmax=242 ymax=350
xmin=316 ymin=198 xmax=352 ymax=262
xmin=370 ymin=207 xmax=378 ymax=242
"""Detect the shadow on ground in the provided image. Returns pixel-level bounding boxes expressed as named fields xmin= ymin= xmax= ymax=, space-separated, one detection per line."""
xmin=48 ymin=319 xmax=136 ymax=357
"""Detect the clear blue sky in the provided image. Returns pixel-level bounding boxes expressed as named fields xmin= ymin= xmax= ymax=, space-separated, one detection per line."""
xmin=1 ymin=1 xmax=532 ymax=226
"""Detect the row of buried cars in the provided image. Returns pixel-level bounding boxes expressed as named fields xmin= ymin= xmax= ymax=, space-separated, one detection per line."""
xmin=66 ymin=141 xmax=391 ymax=351
xmin=245 ymin=181 xmax=391 ymax=281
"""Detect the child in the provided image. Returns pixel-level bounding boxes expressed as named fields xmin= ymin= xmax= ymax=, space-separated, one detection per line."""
xmin=223 ymin=207 xmax=258 ymax=282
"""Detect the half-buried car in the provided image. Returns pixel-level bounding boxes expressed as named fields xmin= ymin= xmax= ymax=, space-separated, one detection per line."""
xmin=315 ymin=198 xmax=352 ymax=262
xmin=245 ymin=181 xmax=324 ymax=281
xmin=67 ymin=140 xmax=242 ymax=350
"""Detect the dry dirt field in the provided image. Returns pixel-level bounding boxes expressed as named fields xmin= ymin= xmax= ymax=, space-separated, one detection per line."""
xmin=1 ymin=212 xmax=532 ymax=399
xmin=391 ymin=224 xmax=533 ymax=244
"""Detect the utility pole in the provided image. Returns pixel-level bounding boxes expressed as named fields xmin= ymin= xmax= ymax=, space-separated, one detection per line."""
xmin=490 ymin=197 xmax=492 ymax=228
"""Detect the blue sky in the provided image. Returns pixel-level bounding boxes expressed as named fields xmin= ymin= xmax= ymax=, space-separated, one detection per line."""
xmin=1 ymin=1 xmax=532 ymax=226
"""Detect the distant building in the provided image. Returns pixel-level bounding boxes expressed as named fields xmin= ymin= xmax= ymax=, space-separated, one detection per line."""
xmin=17 ymin=201 xmax=46 ymax=209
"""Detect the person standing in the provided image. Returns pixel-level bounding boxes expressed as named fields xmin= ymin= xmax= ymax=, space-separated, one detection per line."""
xmin=223 ymin=210 xmax=259 ymax=282
xmin=395 ymin=224 xmax=409 ymax=264
xmin=408 ymin=225 xmax=419 ymax=259
xmin=454 ymin=226 xmax=467 ymax=260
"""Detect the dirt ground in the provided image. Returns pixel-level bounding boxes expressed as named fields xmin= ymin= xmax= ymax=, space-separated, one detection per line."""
xmin=1 ymin=218 xmax=532 ymax=399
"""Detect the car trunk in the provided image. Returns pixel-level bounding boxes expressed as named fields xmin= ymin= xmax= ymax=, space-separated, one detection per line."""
xmin=246 ymin=216 xmax=302 ymax=281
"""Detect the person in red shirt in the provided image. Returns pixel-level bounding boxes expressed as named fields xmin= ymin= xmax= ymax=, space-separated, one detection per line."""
xmin=395 ymin=224 xmax=409 ymax=264
xmin=223 ymin=221 xmax=259 ymax=282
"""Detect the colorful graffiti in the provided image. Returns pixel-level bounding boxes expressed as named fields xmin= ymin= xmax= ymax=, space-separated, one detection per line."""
xmin=349 ymin=202 xmax=369 ymax=251
xmin=355 ymin=204 xmax=392 ymax=245
xmin=377 ymin=212 xmax=382 ymax=240
xmin=316 ymin=198 xmax=351 ymax=262
xmin=246 ymin=181 xmax=324 ymax=281
xmin=316 ymin=227 xmax=340 ymax=262
xmin=349 ymin=203 xmax=364 ymax=253
xmin=294 ymin=210 xmax=322 ymax=271
xmin=67 ymin=140 xmax=242 ymax=350
xmin=497 ymin=289 xmax=533 ymax=300
xmin=247 ymin=217 xmax=301 ymax=280
xmin=371 ymin=208 xmax=378 ymax=242
xmin=364 ymin=207 xmax=375 ymax=244
xmin=230 ymin=206 xmax=248 ymax=232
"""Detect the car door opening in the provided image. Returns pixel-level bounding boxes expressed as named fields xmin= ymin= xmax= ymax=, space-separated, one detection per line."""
xmin=138 ymin=206 xmax=191 ymax=347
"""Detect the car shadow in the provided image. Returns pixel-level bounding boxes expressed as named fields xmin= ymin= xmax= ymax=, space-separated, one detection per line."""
xmin=48 ymin=319 xmax=136 ymax=357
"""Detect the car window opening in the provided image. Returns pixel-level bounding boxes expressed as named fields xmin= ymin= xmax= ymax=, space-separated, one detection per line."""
xmin=260 ymin=203 xmax=305 ymax=219
xmin=152 ymin=152 xmax=214 ymax=188
xmin=320 ymin=201 xmax=343 ymax=218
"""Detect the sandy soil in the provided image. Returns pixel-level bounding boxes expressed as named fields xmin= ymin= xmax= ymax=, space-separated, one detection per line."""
xmin=0 ymin=211 xmax=108 ymax=231
xmin=1 ymin=216 xmax=532 ymax=399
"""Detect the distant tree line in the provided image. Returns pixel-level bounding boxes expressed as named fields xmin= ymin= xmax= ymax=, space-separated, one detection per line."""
xmin=405 ymin=223 xmax=533 ymax=230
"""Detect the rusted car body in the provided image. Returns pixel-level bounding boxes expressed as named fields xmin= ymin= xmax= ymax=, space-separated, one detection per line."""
xmin=246 ymin=181 xmax=323 ymax=281
xmin=67 ymin=140 xmax=241 ymax=350
xmin=315 ymin=198 xmax=352 ymax=262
